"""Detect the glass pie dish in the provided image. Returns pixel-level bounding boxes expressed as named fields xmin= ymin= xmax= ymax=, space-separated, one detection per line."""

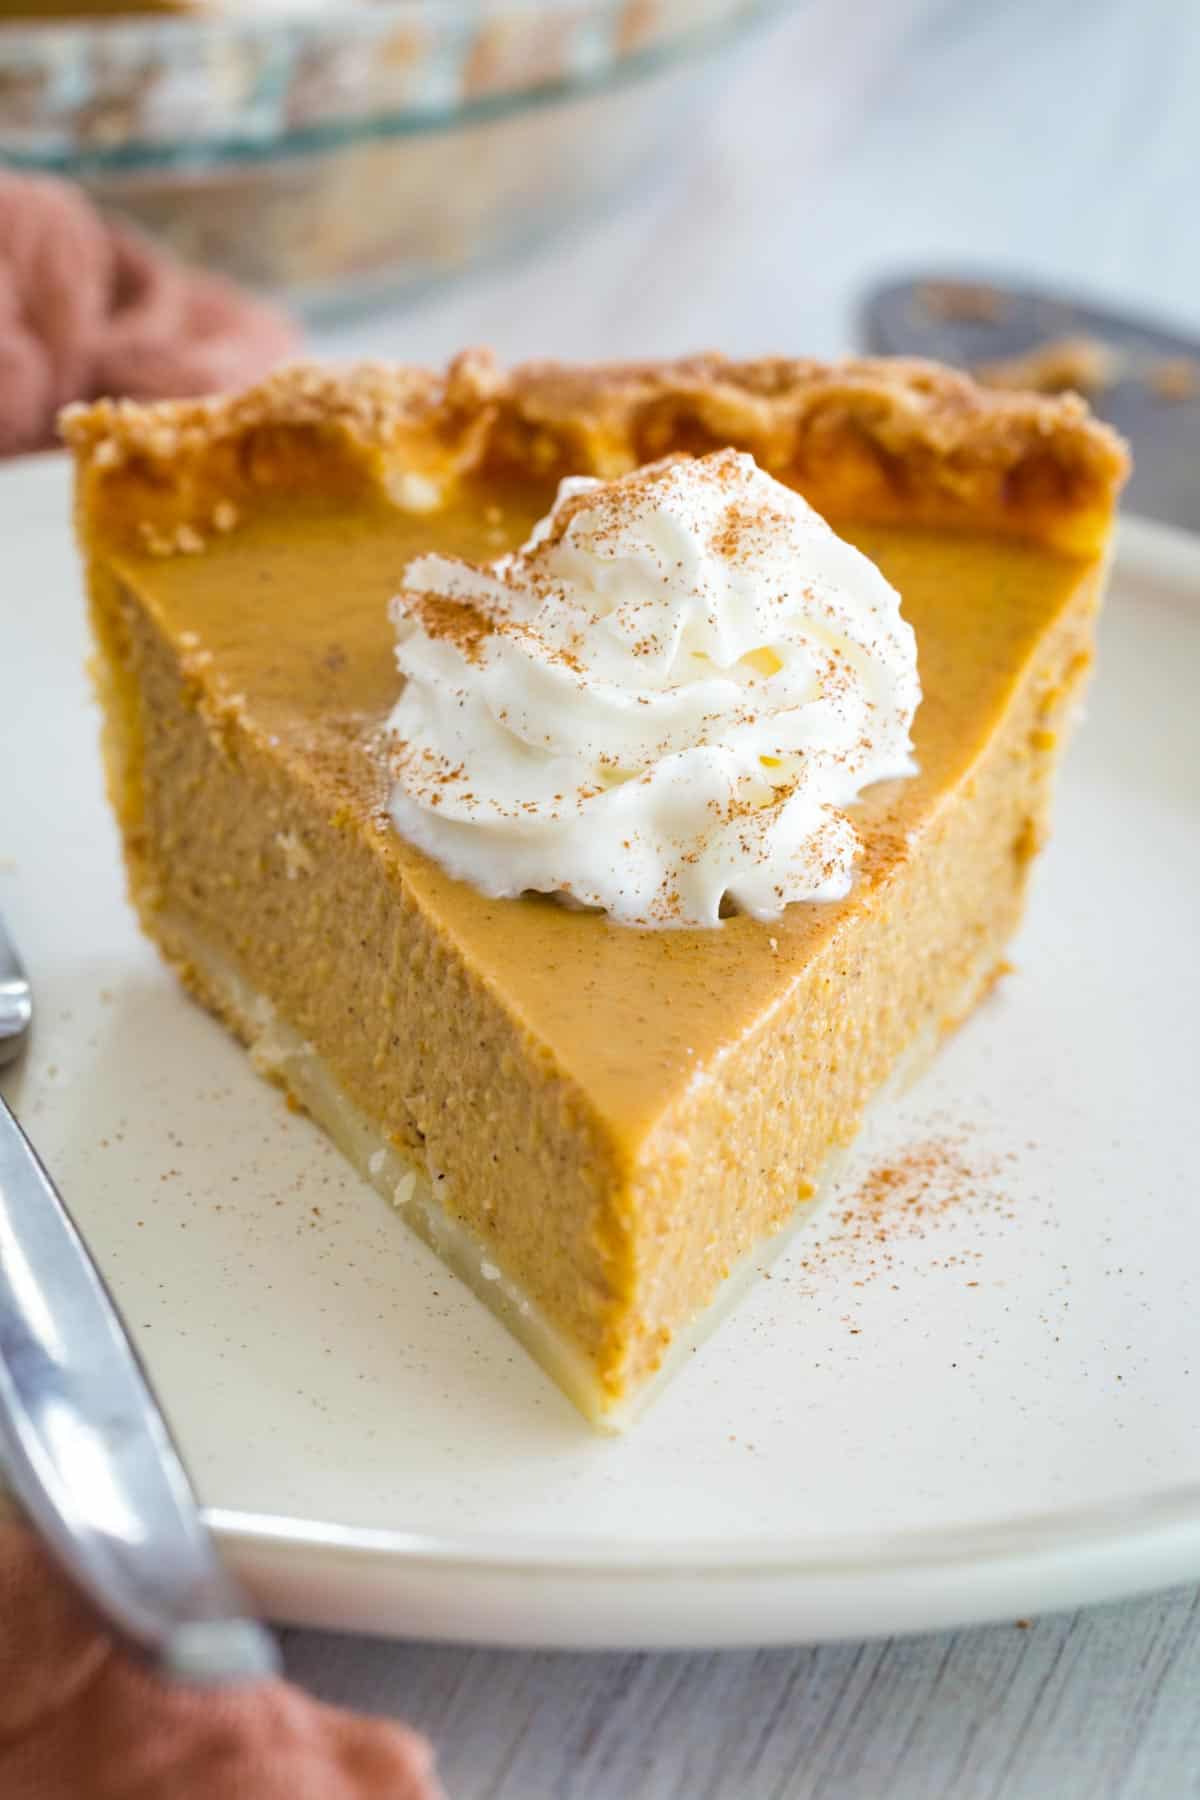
xmin=0 ymin=0 xmax=781 ymax=315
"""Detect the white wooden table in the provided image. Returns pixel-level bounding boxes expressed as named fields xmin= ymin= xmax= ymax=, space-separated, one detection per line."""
xmin=296 ymin=3 xmax=1200 ymax=1792
xmin=280 ymin=1584 xmax=1200 ymax=1799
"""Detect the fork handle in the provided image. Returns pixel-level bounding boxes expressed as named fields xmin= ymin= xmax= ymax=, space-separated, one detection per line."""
xmin=0 ymin=1091 xmax=278 ymax=1684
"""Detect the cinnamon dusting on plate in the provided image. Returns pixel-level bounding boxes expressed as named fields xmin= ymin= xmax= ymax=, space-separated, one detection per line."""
xmin=791 ymin=1130 xmax=1015 ymax=1298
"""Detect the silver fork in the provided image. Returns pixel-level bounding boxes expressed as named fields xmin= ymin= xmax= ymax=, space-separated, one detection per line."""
xmin=0 ymin=908 xmax=278 ymax=1683
xmin=0 ymin=909 xmax=32 ymax=1069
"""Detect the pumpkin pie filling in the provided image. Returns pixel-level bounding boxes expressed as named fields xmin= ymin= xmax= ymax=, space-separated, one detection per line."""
xmin=65 ymin=353 xmax=1128 ymax=1426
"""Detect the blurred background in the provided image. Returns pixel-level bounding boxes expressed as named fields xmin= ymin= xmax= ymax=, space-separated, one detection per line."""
xmin=329 ymin=0 xmax=1200 ymax=370
xmin=1 ymin=0 xmax=1198 ymax=472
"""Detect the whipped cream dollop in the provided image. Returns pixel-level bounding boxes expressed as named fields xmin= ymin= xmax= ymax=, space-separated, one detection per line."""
xmin=384 ymin=450 xmax=920 ymax=928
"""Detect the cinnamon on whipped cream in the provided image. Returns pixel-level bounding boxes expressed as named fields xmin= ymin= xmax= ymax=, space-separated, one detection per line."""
xmin=384 ymin=450 xmax=921 ymax=928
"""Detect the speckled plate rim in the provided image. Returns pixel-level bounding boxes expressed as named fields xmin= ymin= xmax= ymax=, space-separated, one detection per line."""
xmin=209 ymin=1483 xmax=1200 ymax=1648
xmin=209 ymin=1479 xmax=1200 ymax=1578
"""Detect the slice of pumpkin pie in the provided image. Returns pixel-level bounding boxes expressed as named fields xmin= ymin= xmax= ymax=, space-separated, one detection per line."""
xmin=64 ymin=352 xmax=1128 ymax=1426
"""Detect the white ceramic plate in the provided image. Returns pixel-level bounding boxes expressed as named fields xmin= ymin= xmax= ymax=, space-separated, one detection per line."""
xmin=2 ymin=454 xmax=1198 ymax=1649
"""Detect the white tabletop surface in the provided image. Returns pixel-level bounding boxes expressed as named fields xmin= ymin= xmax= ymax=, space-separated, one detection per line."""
xmin=209 ymin=1 xmax=1200 ymax=1791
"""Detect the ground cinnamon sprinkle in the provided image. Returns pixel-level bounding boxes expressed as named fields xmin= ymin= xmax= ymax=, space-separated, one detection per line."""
xmin=404 ymin=592 xmax=494 ymax=661
xmin=854 ymin=1135 xmax=1002 ymax=1235
xmin=788 ymin=1129 xmax=1016 ymax=1299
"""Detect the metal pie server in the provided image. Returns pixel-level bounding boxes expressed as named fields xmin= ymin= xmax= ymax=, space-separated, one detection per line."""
xmin=0 ymin=910 xmax=278 ymax=1683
